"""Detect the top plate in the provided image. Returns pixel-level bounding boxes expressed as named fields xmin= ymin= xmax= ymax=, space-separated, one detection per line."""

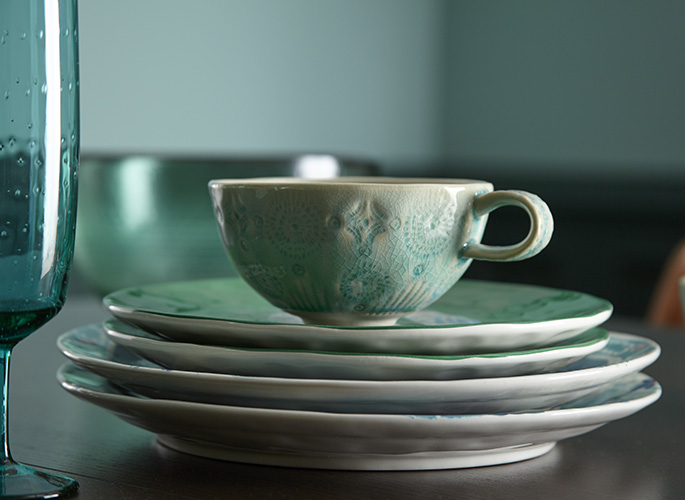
xmin=104 ymin=278 xmax=613 ymax=355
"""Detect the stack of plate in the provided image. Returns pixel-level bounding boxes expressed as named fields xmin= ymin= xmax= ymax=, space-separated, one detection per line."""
xmin=57 ymin=278 xmax=661 ymax=471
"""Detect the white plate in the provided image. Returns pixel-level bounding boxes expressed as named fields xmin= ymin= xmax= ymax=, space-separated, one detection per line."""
xmin=103 ymin=279 xmax=613 ymax=354
xmin=103 ymin=318 xmax=610 ymax=380
xmin=57 ymin=325 xmax=659 ymax=414
xmin=58 ymin=365 xmax=661 ymax=471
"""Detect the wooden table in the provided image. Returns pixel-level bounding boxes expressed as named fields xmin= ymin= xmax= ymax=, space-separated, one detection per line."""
xmin=9 ymin=294 xmax=685 ymax=499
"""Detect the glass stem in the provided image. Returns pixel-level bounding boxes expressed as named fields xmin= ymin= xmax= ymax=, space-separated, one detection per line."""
xmin=0 ymin=346 xmax=13 ymax=464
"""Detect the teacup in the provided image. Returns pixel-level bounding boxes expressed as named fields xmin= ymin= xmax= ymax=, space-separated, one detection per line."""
xmin=208 ymin=177 xmax=553 ymax=327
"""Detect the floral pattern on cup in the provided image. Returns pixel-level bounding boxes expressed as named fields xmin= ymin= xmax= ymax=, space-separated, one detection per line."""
xmin=264 ymin=192 xmax=330 ymax=259
xmin=343 ymin=200 xmax=389 ymax=257
xmin=403 ymin=188 xmax=457 ymax=259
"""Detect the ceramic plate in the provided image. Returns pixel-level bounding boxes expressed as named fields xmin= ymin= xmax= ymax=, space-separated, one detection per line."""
xmin=58 ymin=364 xmax=661 ymax=471
xmin=103 ymin=318 xmax=610 ymax=380
xmin=103 ymin=278 xmax=613 ymax=354
xmin=57 ymin=325 xmax=658 ymax=414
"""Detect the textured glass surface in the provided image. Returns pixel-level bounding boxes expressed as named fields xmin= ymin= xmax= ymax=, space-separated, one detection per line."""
xmin=0 ymin=0 xmax=79 ymax=497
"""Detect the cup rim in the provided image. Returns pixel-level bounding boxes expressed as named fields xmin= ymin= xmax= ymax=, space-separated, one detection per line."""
xmin=208 ymin=177 xmax=494 ymax=189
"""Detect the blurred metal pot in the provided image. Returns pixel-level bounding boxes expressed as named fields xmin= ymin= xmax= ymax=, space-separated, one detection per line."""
xmin=73 ymin=154 xmax=379 ymax=295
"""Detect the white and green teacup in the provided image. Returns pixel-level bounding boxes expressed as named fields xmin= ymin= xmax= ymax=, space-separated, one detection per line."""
xmin=209 ymin=177 xmax=553 ymax=327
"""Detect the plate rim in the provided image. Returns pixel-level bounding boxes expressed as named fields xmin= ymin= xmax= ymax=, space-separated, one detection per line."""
xmin=103 ymin=278 xmax=614 ymax=332
xmin=57 ymin=328 xmax=661 ymax=413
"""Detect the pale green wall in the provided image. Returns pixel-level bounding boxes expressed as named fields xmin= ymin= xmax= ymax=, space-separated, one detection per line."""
xmin=79 ymin=0 xmax=450 ymax=172
xmin=79 ymin=0 xmax=684 ymax=177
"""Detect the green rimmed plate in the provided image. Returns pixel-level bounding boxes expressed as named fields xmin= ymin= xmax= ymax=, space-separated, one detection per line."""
xmin=103 ymin=319 xmax=609 ymax=380
xmin=103 ymin=279 xmax=613 ymax=354
xmin=57 ymin=325 xmax=658 ymax=414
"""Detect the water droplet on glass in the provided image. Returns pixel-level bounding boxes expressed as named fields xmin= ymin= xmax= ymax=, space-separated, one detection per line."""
xmin=34 ymin=158 xmax=42 ymax=167
xmin=19 ymin=32 xmax=27 ymax=40
xmin=0 ymin=231 xmax=7 ymax=239
xmin=14 ymin=189 xmax=22 ymax=198
xmin=8 ymin=137 xmax=16 ymax=147
xmin=41 ymin=83 xmax=48 ymax=94
xmin=26 ymin=122 xmax=32 ymax=130
xmin=3 ymin=90 xmax=9 ymax=100
xmin=28 ymin=140 xmax=36 ymax=149
xmin=16 ymin=156 xmax=24 ymax=165
xmin=39 ymin=30 xmax=44 ymax=39
xmin=25 ymin=88 xmax=31 ymax=96
xmin=15 ymin=77 xmax=20 ymax=84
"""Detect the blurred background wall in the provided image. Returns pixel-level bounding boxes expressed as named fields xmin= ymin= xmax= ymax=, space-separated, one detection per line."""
xmin=446 ymin=1 xmax=685 ymax=176
xmin=78 ymin=0 xmax=450 ymax=171
xmin=76 ymin=0 xmax=685 ymax=318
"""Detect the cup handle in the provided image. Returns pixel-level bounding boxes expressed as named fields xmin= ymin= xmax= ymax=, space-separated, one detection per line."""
xmin=461 ymin=190 xmax=554 ymax=262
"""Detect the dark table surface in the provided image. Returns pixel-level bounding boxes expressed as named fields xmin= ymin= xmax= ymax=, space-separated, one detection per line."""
xmin=9 ymin=294 xmax=685 ymax=500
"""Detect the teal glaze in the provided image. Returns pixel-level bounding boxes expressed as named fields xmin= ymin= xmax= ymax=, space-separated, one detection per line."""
xmin=462 ymin=190 xmax=554 ymax=261
xmin=409 ymin=374 xmax=661 ymax=419
xmin=57 ymin=327 xmax=659 ymax=414
xmin=104 ymin=278 xmax=612 ymax=329
xmin=102 ymin=318 xmax=611 ymax=380
xmin=88 ymin=327 xmax=646 ymax=374
xmin=59 ymin=363 xmax=661 ymax=422
xmin=209 ymin=178 xmax=554 ymax=326
xmin=0 ymin=0 xmax=80 ymax=496
xmin=105 ymin=318 xmax=608 ymax=360
xmin=57 ymin=361 xmax=661 ymax=470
